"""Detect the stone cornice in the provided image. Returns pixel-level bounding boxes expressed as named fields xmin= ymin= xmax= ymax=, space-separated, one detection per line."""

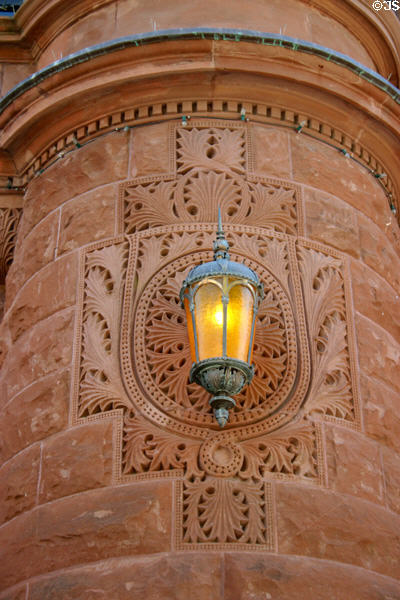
xmin=1 ymin=29 xmax=399 ymax=115
xmin=0 ymin=30 xmax=399 ymax=219
xmin=0 ymin=0 xmax=399 ymax=85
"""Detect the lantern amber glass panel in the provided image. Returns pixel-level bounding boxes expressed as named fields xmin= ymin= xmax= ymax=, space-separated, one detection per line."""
xmin=183 ymin=278 xmax=254 ymax=363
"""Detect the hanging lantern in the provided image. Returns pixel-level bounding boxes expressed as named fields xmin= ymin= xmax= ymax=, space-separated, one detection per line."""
xmin=180 ymin=210 xmax=264 ymax=427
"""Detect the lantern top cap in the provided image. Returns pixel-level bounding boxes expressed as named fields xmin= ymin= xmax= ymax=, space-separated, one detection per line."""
xmin=181 ymin=208 xmax=261 ymax=289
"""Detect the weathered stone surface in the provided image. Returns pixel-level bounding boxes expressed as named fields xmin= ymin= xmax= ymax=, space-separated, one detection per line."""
xmin=58 ymin=185 xmax=117 ymax=255
xmin=325 ymin=425 xmax=384 ymax=505
xmin=2 ymin=309 xmax=74 ymax=401
xmin=6 ymin=211 xmax=59 ymax=304
xmin=37 ymin=3 xmax=116 ymax=70
xmin=276 ymin=483 xmax=400 ymax=577
xmin=21 ymin=132 xmax=129 ymax=235
xmin=0 ymin=481 xmax=172 ymax=589
xmin=1 ymin=63 xmax=34 ymax=96
xmin=6 ymin=254 xmax=77 ymax=342
xmin=0 ymin=444 xmax=40 ymax=525
xmin=131 ymin=122 xmax=172 ymax=177
xmin=304 ymin=187 xmax=360 ymax=257
xmin=252 ymin=125 xmax=291 ymax=179
xmin=362 ymin=374 xmax=400 ymax=453
xmin=291 ymin=133 xmax=390 ymax=231
xmin=39 ymin=421 xmax=113 ymax=503
xmin=0 ymin=370 xmax=69 ymax=463
xmin=358 ymin=212 xmax=400 ymax=292
xmin=356 ymin=313 xmax=400 ymax=394
xmin=0 ymin=585 xmax=27 ymax=600
xmin=351 ymin=260 xmax=400 ymax=345
xmin=382 ymin=447 xmax=400 ymax=515
xmin=29 ymin=553 xmax=223 ymax=600
xmin=0 ymin=507 xmax=35 ymax=590
xmin=0 ymin=316 xmax=11 ymax=372
xmin=37 ymin=0 xmax=375 ymax=70
xmin=224 ymin=553 xmax=400 ymax=599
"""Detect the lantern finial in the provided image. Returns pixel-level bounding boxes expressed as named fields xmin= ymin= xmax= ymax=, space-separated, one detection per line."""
xmin=213 ymin=206 xmax=230 ymax=260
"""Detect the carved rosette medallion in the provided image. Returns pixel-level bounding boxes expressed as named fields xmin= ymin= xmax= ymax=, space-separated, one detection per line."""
xmin=72 ymin=121 xmax=360 ymax=550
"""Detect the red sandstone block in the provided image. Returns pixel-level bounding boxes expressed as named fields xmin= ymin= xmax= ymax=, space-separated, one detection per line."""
xmin=382 ymin=447 xmax=400 ymax=515
xmin=21 ymin=132 xmax=129 ymax=235
xmin=251 ymin=125 xmax=291 ymax=179
xmin=1 ymin=63 xmax=34 ymax=96
xmin=6 ymin=210 xmax=59 ymax=305
xmin=0 ymin=370 xmax=69 ymax=463
xmin=0 ymin=318 xmax=11 ymax=371
xmin=351 ymin=260 xmax=400 ymax=345
xmin=58 ymin=185 xmax=117 ymax=255
xmin=303 ymin=186 xmax=360 ymax=258
xmin=362 ymin=374 xmax=400 ymax=453
xmin=2 ymin=309 xmax=74 ymax=401
xmin=0 ymin=508 xmax=36 ymax=589
xmin=0 ymin=444 xmax=40 ymax=525
xmin=131 ymin=122 xmax=171 ymax=177
xmin=224 ymin=553 xmax=400 ymax=599
xmin=28 ymin=553 xmax=223 ymax=600
xmin=0 ymin=585 xmax=27 ymax=600
xmin=291 ymin=133 xmax=390 ymax=231
xmin=0 ymin=481 xmax=172 ymax=588
xmin=356 ymin=313 xmax=400 ymax=394
xmin=325 ymin=424 xmax=384 ymax=505
xmin=276 ymin=483 xmax=400 ymax=577
xmin=39 ymin=421 xmax=113 ymax=503
xmin=7 ymin=253 xmax=78 ymax=342
xmin=358 ymin=212 xmax=400 ymax=291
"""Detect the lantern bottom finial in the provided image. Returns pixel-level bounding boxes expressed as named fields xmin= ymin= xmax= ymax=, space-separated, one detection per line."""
xmin=190 ymin=358 xmax=254 ymax=428
xmin=210 ymin=395 xmax=236 ymax=427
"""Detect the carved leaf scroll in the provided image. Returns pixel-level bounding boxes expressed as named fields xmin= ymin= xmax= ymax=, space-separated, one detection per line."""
xmin=299 ymin=247 xmax=354 ymax=421
xmin=78 ymin=242 xmax=130 ymax=417
xmin=0 ymin=208 xmax=22 ymax=284
xmin=123 ymin=410 xmax=202 ymax=478
xmin=239 ymin=420 xmax=318 ymax=480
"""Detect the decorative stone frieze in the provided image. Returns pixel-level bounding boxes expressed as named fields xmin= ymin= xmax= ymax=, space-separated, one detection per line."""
xmin=71 ymin=123 xmax=360 ymax=549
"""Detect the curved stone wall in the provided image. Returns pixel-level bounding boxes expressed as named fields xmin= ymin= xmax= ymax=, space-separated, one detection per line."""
xmin=0 ymin=1 xmax=400 ymax=598
xmin=35 ymin=0 xmax=376 ymax=71
xmin=1 ymin=118 xmax=400 ymax=598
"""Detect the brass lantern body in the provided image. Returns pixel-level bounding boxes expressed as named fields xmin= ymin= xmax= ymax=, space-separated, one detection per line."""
xmin=180 ymin=218 xmax=263 ymax=427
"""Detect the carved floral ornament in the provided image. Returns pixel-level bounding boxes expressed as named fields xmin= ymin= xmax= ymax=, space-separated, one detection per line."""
xmin=0 ymin=207 xmax=22 ymax=284
xmin=72 ymin=122 xmax=360 ymax=549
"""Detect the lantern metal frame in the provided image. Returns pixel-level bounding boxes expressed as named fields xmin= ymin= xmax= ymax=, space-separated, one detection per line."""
xmin=180 ymin=211 xmax=264 ymax=427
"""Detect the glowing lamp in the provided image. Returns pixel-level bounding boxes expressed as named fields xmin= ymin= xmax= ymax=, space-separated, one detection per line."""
xmin=180 ymin=211 xmax=263 ymax=427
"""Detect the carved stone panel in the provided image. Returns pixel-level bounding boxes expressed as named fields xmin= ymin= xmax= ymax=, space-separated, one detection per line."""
xmin=72 ymin=122 xmax=360 ymax=550
xmin=119 ymin=121 xmax=303 ymax=237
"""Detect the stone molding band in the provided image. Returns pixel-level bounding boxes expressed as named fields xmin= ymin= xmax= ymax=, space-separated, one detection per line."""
xmin=19 ymin=103 xmax=397 ymax=216
xmin=1 ymin=27 xmax=399 ymax=115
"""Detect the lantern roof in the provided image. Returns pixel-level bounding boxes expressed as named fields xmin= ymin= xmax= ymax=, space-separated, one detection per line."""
xmin=183 ymin=256 xmax=260 ymax=287
xmin=181 ymin=209 xmax=261 ymax=289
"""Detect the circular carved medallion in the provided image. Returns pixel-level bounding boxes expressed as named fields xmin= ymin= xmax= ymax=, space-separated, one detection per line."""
xmin=133 ymin=247 xmax=298 ymax=433
xmin=199 ymin=438 xmax=243 ymax=477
